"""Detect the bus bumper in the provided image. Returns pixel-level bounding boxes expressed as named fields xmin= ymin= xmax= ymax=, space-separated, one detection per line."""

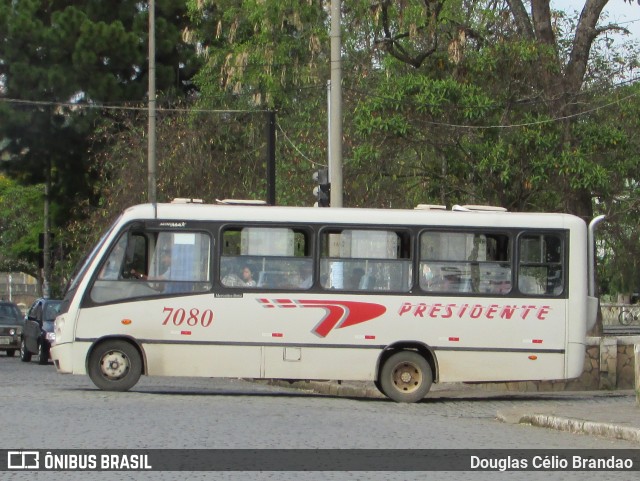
xmin=51 ymin=342 xmax=75 ymax=374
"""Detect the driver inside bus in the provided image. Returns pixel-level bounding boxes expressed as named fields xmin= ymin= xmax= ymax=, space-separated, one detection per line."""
xmin=130 ymin=247 xmax=171 ymax=281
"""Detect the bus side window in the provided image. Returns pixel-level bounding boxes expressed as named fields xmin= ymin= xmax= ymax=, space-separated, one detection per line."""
xmin=219 ymin=226 xmax=311 ymax=290
xmin=420 ymin=231 xmax=511 ymax=295
xmin=319 ymin=229 xmax=412 ymax=292
xmin=518 ymin=233 xmax=564 ymax=296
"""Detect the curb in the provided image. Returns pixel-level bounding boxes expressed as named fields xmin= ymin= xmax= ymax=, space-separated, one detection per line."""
xmin=497 ymin=412 xmax=640 ymax=445
xmin=266 ymin=379 xmax=386 ymax=399
xmin=267 ymin=379 xmax=640 ymax=444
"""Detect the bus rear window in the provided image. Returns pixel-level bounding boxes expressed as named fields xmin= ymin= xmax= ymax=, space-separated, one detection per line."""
xmin=518 ymin=233 xmax=564 ymax=296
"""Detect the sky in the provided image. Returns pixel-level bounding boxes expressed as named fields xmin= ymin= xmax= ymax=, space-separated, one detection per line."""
xmin=552 ymin=0 xmax=640 ymax=40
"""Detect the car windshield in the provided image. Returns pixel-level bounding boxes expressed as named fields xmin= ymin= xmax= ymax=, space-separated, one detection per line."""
xmin=44 ymin=302 xmax=62 ymax=322
xmin=0 ymin=304 xmax=22 ymax=325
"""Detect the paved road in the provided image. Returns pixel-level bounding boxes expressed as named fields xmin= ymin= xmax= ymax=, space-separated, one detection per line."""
xmin=1 ymin=356 xmax=636 ymax=480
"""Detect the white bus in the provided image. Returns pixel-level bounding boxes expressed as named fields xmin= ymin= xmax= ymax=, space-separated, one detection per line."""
xmin=51 ymin=201 xmax=603 ymax=402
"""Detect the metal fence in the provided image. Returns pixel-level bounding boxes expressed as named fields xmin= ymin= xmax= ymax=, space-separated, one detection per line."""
xmin=600 ymin=304 xmax=640 ymax=335
xmin=601 ymin=303 xmax=640 ymax=328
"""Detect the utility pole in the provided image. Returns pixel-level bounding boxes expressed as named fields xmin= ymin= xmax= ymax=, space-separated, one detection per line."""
xmin=42 ymin=159 xmax=51 ymax=298
xmin=329 ymin=0 xmax=343 ymax=207
xmin=266 ymin=111 xmax=276 ymax=205
xmin=147 ymin=0 xmax=157 ymax=204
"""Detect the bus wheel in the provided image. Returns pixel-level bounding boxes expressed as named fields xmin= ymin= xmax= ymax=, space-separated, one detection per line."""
xmin=379 ymin=351 xmax=432 ymax=403
xmin=374 ymin=379 xmax=383 ymax=395
xmin=88 ymin=341 xmax=142 ymax=392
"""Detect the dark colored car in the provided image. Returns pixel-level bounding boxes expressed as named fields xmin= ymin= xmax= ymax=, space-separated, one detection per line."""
xmin=0 ymin=301 xmax=24 ymax=357
xmin=20 ymin=298 xmax=62 ymax=365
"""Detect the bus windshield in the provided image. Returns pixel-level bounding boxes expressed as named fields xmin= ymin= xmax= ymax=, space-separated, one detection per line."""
xmin=61 ymin=215 xmax=122 ymax=305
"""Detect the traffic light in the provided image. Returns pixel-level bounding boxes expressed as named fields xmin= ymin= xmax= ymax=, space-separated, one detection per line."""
xmin=312 ymin=168 xmax=330 ymax=207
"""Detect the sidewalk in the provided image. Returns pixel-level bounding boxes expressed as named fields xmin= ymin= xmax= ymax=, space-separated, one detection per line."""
xmin=266 ymin=379 xmax=640 ymax=444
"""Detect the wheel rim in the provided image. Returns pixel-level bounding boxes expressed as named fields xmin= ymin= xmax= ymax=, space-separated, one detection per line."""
xmin=99 ymin=350 xmax=131 ymax=380
xmin=391 ymin=361 xmax=423 ymax=394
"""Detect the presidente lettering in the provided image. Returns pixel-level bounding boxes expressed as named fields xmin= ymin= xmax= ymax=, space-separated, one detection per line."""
xmin=398 ymin=302 xmax=551 ymax=321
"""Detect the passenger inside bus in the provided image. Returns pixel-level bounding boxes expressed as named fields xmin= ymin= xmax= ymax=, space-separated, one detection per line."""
xmin=241 ymin=265 xmax=256 ymax=286
xmin=221 ymin=261 xmax=258 ymax=288
xmin=299 ymin=263 xmax=313 ymax=288
xmin=348 ymin=267 xmax=365 ymax=290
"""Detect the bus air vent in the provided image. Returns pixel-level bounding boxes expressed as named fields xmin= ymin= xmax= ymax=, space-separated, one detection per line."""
xmin=452 ymin=205 xmax=507 ymax=212
xmin=215 ymin=199 xmax=268 ymax=206
xmin=171 ymin=198 xmax=204 ymax=204
xmin=414 ymin=204 xmax=447 ymax=210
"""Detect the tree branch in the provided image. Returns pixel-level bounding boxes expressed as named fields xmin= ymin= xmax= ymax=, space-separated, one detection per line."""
xmin=375 ymin=0 xmax=445 ymax=68
xmin=504 ymin=0 xmax=534 ymax=40
xmin=564 ymin=0 xmax=609 ymax=95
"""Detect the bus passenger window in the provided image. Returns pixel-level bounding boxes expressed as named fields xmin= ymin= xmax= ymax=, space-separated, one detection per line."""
xmin=518 ymin=233 xmax=564 ymax=296
xmin=220 ymin=226 xmax=311 ymax=290
xmin=419 ymin=231 xmax=511 ymax=295
xmin=319 ymin=229 xmax=412 ymax=292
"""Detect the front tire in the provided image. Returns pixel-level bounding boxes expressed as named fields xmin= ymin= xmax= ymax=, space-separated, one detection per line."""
xmin=88 ymin=340 xmax=142 ymax=392
xmin=6 ymin=349 xmax=15 ymax=357
xmin=20 ymin=339 xmax=32 ymax=362
xmin=38 ymin=342 xmax=49 ymax=365
xmin=379 ymin=351 xmax=433 ymax=403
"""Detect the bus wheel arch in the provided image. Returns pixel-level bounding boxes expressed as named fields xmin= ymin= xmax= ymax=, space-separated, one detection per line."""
xmin=87 ymin=337 xmax=145 ymax=392
xmin=376 ymin=343 xmax=437 ymax=403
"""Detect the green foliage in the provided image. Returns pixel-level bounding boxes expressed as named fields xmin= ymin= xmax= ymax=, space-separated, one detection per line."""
xmin=0 ymin=176 xmax=44 ymax=276
xmin=3 ymin=0 xmax=640 ymax=302
xmin=0 ymin=0 xmax=199 ymax=286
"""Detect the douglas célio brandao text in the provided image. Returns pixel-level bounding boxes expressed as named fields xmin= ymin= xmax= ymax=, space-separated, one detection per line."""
xmin=470 ymin=454 xmax=634 ymax=471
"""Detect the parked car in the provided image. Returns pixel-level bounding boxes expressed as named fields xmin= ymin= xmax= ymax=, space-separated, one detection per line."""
xmin=20 ymin=298 xmax=62 ymax=365
xmin=0 ymin=301 xmax=24 ymax=357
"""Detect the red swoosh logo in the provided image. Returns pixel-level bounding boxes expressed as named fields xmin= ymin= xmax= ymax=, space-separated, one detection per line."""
xmin=297 ymin=300 xmax=386 ymax=337
xmin=257 ymin=299 xmax=386 ymax=337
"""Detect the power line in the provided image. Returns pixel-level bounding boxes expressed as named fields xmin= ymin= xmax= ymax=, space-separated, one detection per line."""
xmin=276 ymin=121 xmax=325 ymax=168
xmin=0 ymin=97 xmax=271 ymax=114
xmin=2 ymin=74 xmax=639 ymax=130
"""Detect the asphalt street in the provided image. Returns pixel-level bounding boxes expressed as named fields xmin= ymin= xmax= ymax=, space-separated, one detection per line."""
xmin=1 ymin=355 xmax=637 ymax=481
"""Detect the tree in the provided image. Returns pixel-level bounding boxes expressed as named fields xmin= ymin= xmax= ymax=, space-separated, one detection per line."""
xmin=0 ymin=0 xmax=200 ymax=285
xmin=353 ymin=0 xmax=639 ymax=216
xmin=186 ymin=0 xmax=330 ymax=206
xmin=0 ymin=175 xmax=44 ymax=278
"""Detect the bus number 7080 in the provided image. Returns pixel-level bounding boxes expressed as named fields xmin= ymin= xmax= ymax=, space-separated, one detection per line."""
xmin=162 ymin=307 xmax=214 ymax=327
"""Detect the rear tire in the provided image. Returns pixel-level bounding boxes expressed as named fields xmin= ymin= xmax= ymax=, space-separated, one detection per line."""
xmin=379 ymin=350 xmax=432 ymax=403
xmin=88 ymin=340 xmax=142 ymax=392
xmin=20 ymin=339 xmax=31 ymax=362
xmin=374 ymin=379 xmax=383 ymax=394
